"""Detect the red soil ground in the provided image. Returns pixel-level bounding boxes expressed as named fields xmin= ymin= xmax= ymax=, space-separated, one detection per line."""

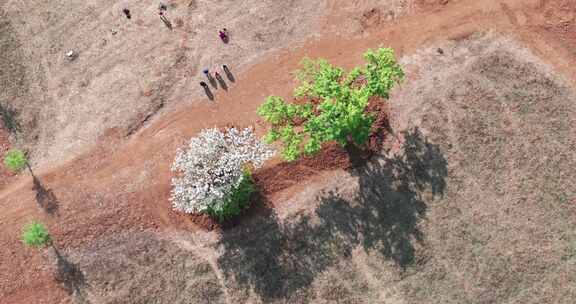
xmin=2 ymin=0 xmax=576 ymax=302
xmin=0 ymin=127 xmax=15 ymax=190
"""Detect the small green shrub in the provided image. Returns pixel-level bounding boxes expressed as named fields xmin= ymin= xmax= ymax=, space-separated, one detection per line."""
xmin=206 ymin=170 xmax=256 ymax=222
xmin=22 ymin=222 xmax=51 ymax=248
xmin=4 ymin=149 xmax=27 ymax=172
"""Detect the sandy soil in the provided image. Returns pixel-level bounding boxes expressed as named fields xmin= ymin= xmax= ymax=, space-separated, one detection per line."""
xmin=2 ymin=0 xmax=576 ymax=303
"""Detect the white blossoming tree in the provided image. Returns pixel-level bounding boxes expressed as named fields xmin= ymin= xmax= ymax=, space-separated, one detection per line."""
xmin=170 ymin=127 xmax=274 ymax=221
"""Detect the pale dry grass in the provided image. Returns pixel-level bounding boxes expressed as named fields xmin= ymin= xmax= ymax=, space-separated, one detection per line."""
xmin=0 ymin=0 xmax=327 ymax=166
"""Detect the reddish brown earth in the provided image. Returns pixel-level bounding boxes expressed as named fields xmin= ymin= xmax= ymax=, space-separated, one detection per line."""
xmin=0 ymin=127 xmax=15 ymax=189
xmin=2 ymin=0 xmax=576 ymax=302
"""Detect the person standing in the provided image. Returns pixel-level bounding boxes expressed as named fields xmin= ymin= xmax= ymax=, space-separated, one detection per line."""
xmin=159 ymin=11 xmax=172 ymax=30
xmin=122 ymin=8 xmax=131 ymax=19
xmin=219 ymin=28 xmax=229 ymax=43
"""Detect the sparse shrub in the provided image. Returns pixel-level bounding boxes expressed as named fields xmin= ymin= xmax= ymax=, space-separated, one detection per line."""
xmin=4 ymin=149 xmax=27 ymax=172
xmin=22 ymin=222 xmax=51 ymax=248
xmin=170 ymin=127 xmax=274 ymax=221
xmin=257 ymin=48 xmax=403 ymax=161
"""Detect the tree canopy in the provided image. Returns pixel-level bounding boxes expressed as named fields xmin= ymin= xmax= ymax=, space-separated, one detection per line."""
xmin=170 ymin=127 xmax=274 ymax=220
xmin=257 ymin=48 xmax=404 ymax=161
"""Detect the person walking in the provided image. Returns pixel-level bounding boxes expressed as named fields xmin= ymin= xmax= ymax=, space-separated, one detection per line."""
xmin=122 ymin=8 xmax=131 ymax=19
xmin=159 ymin=11 xmax=172 ymax=30
xmin=214 ymin=71 xmax=228 ymax=90
xmin=219 ymin=28 xmax=229 ymax=43
xmin=204 ymin=69 xmax=217 ymax=88
xmin=200 ymin=81 xmax=214 ymax=100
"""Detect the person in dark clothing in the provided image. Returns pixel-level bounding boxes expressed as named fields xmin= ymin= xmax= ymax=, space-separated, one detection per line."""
xmin=204 ymin=69 xmax=217 ymax=88
xmin=219 ymin=28 xmax=229 ymax=43
xmin=159 ymin=11 xmax=172 ymax=30
xmin=200 ymin=82 xmax=214 ymax=100
xmin=122 ymin=8 xmax=131 ymax=19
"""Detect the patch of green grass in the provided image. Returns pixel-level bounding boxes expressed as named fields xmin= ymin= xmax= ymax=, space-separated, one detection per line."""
xmin=22 ymin=222 xmax=51 ymax=248
xmin=4 ymin=149 xmax=27 ymax=172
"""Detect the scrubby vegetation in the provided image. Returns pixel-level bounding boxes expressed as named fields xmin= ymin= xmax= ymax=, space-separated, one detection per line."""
xmin=4 ymin=148 xmax=27 ymax=172
xmin=257 ymin=48 xmax=404 ymax=161
xmin=22 ymin=222 xmax=51 ymax=248
xmin=170 ymin=127 xmax=273 ymax=221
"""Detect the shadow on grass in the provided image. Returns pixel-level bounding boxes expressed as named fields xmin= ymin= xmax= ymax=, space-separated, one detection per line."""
xmin=51 ymin=246 xmax=89 ymax=303
xmin=216 ymin=128 xmax=448 ymax=301
xmin=0 ymin=103 xmax=20 ymax=133
xmin=32 ymin=175 xmax=59 ymax=215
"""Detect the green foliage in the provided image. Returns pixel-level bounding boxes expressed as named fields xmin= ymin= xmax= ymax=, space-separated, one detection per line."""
xmin=258 ymin=47 xmax=404 ymax=161
xmin=22 ymin=222 xmax=51 ymax=248
xmin=206 ymin=170 xmax=256 ymax=222
xmin=363 ymin=48 xmax=405 ymax=98
xmin=4 ymin=149 xmax=27 ymax=172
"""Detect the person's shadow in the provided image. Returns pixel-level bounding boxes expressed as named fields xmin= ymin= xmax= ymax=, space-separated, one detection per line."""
xmin=203 ymin=86 xmax=214 ymax=101
xmin=223 ymin=66 xmax=235 ymax=83
xmin=215 ymin=73 xmax=228 ymax=91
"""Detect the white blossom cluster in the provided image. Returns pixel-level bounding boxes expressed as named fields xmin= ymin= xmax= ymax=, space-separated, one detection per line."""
xmin=170 ymin=127 xmax=275 ymax=214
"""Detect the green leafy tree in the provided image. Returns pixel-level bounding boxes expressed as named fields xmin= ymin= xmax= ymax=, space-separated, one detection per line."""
xmin=22 ymin=222 xmax=51 ymax=248
xmin=257 ymin=47 xmax=404 ymax=161
xmin=4 ymin=149 xmax=28 ymax=172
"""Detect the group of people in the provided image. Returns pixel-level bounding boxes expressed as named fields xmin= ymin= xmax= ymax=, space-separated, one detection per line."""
xmin=200 ymin=65 xmax=234 ymax=100
xmin=120 ymin=4 xmax=233 ymax=100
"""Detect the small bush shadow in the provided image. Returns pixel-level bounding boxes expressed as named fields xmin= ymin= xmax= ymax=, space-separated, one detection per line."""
xmin=216 ymin=127 xmax=448 ymax=301
xmin=52 ymin=247 xmax=89 ymax=303
xmin=32 ymin=175 xmax=60 ymax=215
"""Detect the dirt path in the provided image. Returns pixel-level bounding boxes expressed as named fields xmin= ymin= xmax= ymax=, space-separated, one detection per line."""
xmin=2 ymin=0 xmax=576 ymax=302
